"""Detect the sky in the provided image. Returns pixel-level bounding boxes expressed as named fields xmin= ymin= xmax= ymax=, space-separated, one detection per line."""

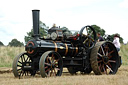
xmin=0 ymin=0 xmax=128 ymax=45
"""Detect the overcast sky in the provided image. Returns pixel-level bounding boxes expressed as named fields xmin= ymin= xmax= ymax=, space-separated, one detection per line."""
xmin=0 ymin=0 xmax=128 ymax=45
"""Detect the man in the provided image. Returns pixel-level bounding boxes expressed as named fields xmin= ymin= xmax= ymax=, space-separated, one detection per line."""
xmin=97 ymin=32 xmax=104 ymax=42
xmin=113 ymin=34 xmax=121 ymax=52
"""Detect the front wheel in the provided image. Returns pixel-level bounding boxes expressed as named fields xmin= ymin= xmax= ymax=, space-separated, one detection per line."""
xmin=39 ymin=51 xmax=63 ymax=78
xmin=12 ymin=52 xmax=35 ymax=78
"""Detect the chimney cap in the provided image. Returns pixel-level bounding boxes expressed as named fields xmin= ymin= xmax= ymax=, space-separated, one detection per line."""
xmin=32 ymin=9 xmax=40 ymax=11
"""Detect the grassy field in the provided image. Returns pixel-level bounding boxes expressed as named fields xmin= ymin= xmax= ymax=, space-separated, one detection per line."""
xmin=0 ymin=44 xmax=128 ymax=85
xmin=0 ymin=66 xmax=128 ymax=85
xmin=0 ymin=43 xmax=128 ymax=67
xmin=120 ymin=44 xmax=128 ymax=65
xmin=0 ymin=46 xmax=24 ymax=67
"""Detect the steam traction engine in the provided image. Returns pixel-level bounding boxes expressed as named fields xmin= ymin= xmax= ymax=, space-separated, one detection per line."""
xmin=12 ymin=10 xmax=120 ymax=78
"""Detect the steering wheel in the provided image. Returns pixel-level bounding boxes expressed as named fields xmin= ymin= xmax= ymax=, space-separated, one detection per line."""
xmin=79 ymin=25 xmax=96 ymax=49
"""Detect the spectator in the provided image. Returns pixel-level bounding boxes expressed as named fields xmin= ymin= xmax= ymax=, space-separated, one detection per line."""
xmin=97 ymin=32 xmax=104 ymax=42
xmin=113 ymin=34 xmax=121 ymax=52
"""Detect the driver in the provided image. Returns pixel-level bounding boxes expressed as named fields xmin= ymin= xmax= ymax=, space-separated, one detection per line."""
xmin=97 ymin=32 xmax=104 ymax=42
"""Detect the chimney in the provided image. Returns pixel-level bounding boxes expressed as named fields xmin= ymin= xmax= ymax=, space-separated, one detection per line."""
xmin=32 ymin=10 xmax=40 ymax=39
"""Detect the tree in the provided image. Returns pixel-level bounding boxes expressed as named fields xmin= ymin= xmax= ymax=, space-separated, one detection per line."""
xmin=91 ymin=25 xmax=106 ymax=36
xmin=24 ymin=21 xmax=48 ymax=44
xmin=91 ymin=25 xmax=123 ymax=43
xmin=8 ymin=39 xmax=24 ymax=47
xmin=0 ymin=41 xmax=4 ymax=46
xmin=60 ymin=26 xmax=72 ymax=35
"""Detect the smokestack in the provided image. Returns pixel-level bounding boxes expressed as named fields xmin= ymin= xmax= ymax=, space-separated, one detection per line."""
xmin=32 ymin=10 xmax=40 ymax=38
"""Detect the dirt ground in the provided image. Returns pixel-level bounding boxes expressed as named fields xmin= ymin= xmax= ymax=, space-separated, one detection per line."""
xmin=0 ymin=66 xmax=128 ymax=85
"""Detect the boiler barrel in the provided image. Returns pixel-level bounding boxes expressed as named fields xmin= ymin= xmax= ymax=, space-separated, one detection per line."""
xmin=26 ymin=40 xmax=79 ymax=57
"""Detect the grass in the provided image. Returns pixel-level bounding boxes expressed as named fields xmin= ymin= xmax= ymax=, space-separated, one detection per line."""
xmin=0 ymin=46 xmax=24 ymax=67
xmin=0 ymin=66 xmax=128 ymax=85
xmin=0 ymin=45 xmax=128 ymax=85
xmin=119 ymin=44 xmax=128 ymax=65
xmin=0 ymin=43 xmax=128 ymax=67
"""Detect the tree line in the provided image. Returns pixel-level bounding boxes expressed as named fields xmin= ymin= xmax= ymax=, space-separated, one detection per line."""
xmin=0 ymin=21 xmax=124 ymax=47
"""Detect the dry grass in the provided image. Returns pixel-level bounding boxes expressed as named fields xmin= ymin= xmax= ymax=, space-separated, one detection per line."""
xmin=0 ymin=44 xmax=128 ymax=67
xmin=0 ymin=66 xmax=128 ymax=85
xmin=0 ymin=45 xmax=128 ymax=85
xmin=0 ymin=46 xmax=24 ymax=67
xmin=120 ymin=44 xmax=128 ymax=65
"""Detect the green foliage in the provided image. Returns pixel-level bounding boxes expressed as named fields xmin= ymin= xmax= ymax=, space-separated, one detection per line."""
xmin=91 ymin=25 xmax=123 ymax=43
xmin=24 ymin=21 xmax=48 ymax=44
xmin=91 ymin=25 xmax=105 ymax=36
xmin=8 ymin=39 xmax=24 ymax=47
xmin=0 ymin=41 xmax=4 ymax=46
xmin=60 ymin=26 xmax=72 ymax=35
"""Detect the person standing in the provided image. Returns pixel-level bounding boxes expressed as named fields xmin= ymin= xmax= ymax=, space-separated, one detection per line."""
xmin=113 ymin=34 xmax=122 ymax=67
xmin=113 ymin=34 xmax=121 ymax=52
xmin=97 ymin=32 xmax=104 ymax=42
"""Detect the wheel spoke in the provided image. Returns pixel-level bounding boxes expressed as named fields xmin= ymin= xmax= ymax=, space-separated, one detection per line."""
xmin=105 ymin=46 xmax=109 ymax=56
xmin=50 ymin=69 xmax=53 ymax=76
xmin=27 ymin=71 xmax=29 ymax=75
xmin=98 ymin=60 xmax=103 ymax=63
xmin=22 ymin=71 xmax=25 ymax=76
xmin=108 ymin=50 xmax=114 ymax=56
xmin=108 ymin=56 xmax=113 ymax=59
xmin=24 ymin=71 xmax=27 ymax=76
xmin=18 ymin=61 xmax=22 ymax=64
xmin=19 ymin=70 xmax=22 ymax=78
xmin=25 ymin=57 xmax=29 ymax=62
xmin=97 ymin=53 xmax=103 ymax=57
xmin=17 ymin=68 xmax=22 ymax=71
xmin=103 ymin=65 xmax=107 ymax=74
xmin=28 ymin=58 xmax=31 ymax=62
xmin=45 ymin=66 xmax=48 ymax=69
xmin=22 ymin=55 xmax=26 ymax=62
xmin=109 ymin=60 xmax=116 ymax=63
xmin=89 ymin=31 xmax=93 ymax=36
xmin=101 ymin=64 xmax=104 ymax=71
xmin=86 ymin=27 xmax=88 ymax=34
xmin=21 ymin=56 xmax=23 ymax=63
xmin=55 ymin=67 xmax=60 ymax=71
xmin=46 ymin=56 xmax=50 ymax=63
xmin=17 ymin=65 xmax=22 ymax=67
xmin=90 ymin=38 xmax=94 ymax=42
xmin=106 ymin=65 xmax=113 ymax=72
xmin=89 ymin=39 xmax=90 ymax=47
xmin=83 ymin=38 xmax=88 ymax=44
xmin=101 ymin=46 xmax=105 ymax=56
xmin=45 ymin=63 xmax=51 ymax=66
xmin=54 ymin=59 xmax=60 ymax=64
xmin=107 ymin=62 xmax=112 ymax=68
xmin=45 ymin=68 xmax=50 ymax=73
xmin=53 ymin=68 xmax=57 ymax=76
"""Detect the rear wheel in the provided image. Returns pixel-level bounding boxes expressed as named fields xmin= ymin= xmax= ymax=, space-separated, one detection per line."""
xmin=90 ymin=41 xmax=119 ymax=75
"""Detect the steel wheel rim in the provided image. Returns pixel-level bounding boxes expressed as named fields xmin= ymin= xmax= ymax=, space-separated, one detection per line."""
xmin=12 ymin=52 xmax=32 ymax=78
xmin=39 ymin=51 xmax=63 ymax=78
xmin=90 ymin=41 xmax=119 ymax=75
